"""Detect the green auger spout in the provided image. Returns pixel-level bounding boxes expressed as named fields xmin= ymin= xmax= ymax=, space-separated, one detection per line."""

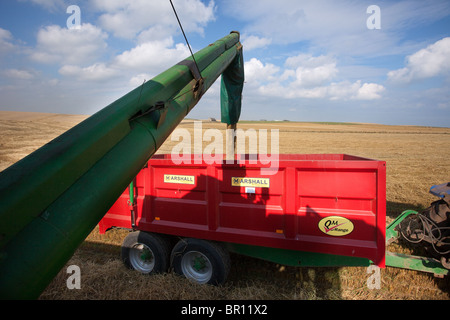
xmin=0 ymin=32 xmax=244 ymax=299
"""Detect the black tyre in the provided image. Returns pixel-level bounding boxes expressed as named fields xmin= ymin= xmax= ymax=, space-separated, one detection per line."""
xmin=171 ymin=238 xmax=230 ymax=285
xmin=121 ymin=231 xmax=171 ymax=274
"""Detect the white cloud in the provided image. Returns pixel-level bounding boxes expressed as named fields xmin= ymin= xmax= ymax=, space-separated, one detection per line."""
xmin=59 ymin=63 xmax=118 ymax=82
xmin=137 ymin=25 xmax=175 ymax=44
xmin=388 ymin=37 xmax=450 ymax=83
xmin=224 ymin=0 xmax=450 ymax=57
xmin=129 ymin=73 xmax=152 ymax=88
xmin=18 ymin=0 xmax=66 ymax=12
xmin=285 ymin=54 xmax=338 ymax=87
xmin=30 ymin=24 xmax=108 ymax=65
xmin=260 ymin=80 xmax=384 ymax=101
xmin=242 ymin=35 xmax=272 ymax=51
xmin=0 ymin=28 xmax=15 ymax=54
xmin=225 ymin=0 xmax=372 ymax=50
xmin=3 ymin=69 xmax=36 ymax=80
xmin=244 ymin=58 xmax=280 ymax=85
xmin=113 ymin=38 xmax=190 ymax=73
xmin=246 ymin=56 xmax=384 ymax=101
xmin=353 ymin=82 xmax=385 ymax=100
xmin=93 ymin=0 xmax=215 ymax=40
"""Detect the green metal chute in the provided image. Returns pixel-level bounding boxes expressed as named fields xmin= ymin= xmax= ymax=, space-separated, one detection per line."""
xmin=0 ymin=32 xmax=244 ymax=299
xmin=221 ymin=32 xmax=244 ymax=125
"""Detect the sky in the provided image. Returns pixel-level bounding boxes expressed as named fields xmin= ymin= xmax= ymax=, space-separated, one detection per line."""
xmin=0 ymin=0 xmax=449 ymax=127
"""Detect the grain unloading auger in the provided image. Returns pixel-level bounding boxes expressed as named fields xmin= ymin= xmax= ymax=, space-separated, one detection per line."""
xmin=0 ymin=32 xmax=244 ymax=300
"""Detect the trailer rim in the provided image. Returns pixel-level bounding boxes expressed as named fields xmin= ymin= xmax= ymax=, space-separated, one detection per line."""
xmin=129 ymin=243 xmax=156 ymax=273
xmin=181 ymin=251 xmax=213 ymax=284
xmin=121 ymin=231 xmax=171 ymax=275
xmin=171 ymin=238 xmax=231 ymax=285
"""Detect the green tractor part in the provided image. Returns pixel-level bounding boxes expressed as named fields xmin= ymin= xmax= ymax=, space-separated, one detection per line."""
xmin=226 ymin=206 xmax=449 ymax=277
xmin=385 ymin=210 xmax=449 ymax=277
xmin=225 ymin=243 xmax=371 ymax=268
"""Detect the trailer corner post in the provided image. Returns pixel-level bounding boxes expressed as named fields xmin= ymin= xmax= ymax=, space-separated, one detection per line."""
xmin=226 ymin=123 xmax=237 ymax=161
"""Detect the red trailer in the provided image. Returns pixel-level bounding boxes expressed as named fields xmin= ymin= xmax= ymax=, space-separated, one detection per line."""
xmin=99 ymin=154 xmax=386 ymax=284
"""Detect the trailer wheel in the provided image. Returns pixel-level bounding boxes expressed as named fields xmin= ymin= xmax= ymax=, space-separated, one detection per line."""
xmin=171 ymin=238 xmax=230 ymax=285
xmin=121 ymin=231 xmax=171 ymax=275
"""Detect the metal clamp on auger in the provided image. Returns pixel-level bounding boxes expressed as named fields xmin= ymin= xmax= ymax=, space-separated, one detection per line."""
xmin=154 ymin=101 xmax=168 ymax=129
xmin=128 ymin=100 xmax=168 ymax=129
xmin=177 ymin=59 xmax=205 ymax=99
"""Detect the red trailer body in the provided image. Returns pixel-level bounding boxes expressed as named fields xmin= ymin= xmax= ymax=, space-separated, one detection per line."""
xmin=99 ymin=154 xmax=386 ymax=267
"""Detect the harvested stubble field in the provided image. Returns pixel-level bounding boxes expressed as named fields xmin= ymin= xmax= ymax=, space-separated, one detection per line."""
xmin=0 ymin=111 xmax=449 ymax=300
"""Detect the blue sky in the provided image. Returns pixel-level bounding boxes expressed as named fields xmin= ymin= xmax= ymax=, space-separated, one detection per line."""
xmin=0 ymin=0 xmax=449 ymax=127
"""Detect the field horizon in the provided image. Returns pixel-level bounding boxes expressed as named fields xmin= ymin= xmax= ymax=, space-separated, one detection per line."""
xmin=2 ymin=110 xmax=449 ymax=129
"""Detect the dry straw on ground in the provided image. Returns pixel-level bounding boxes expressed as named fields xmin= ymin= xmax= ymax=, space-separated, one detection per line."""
xmin=0 ymin=112 xmax=449 ymax=300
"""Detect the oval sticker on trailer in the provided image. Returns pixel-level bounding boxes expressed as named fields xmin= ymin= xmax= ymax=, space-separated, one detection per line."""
xmin=318 ymin=216 xmax=354 ymax=237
